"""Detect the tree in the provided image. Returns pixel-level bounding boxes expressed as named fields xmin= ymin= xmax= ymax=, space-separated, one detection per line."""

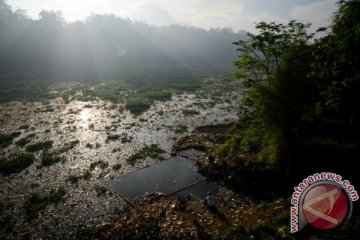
xmin=231 ymin=21 xmax=313 ymax=171
xmin=310 ymin=0 xmax=360 ymax=125
xmin=233 ymin=21 xmax=312 ymax=87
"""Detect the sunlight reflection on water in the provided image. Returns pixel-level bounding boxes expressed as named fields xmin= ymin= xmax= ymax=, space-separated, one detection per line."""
xmin=80 ymin=108 xmax=91 ymax=128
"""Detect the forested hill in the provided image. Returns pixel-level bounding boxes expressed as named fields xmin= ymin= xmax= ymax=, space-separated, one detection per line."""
xmin=0 ymin=1 xmax=247 ymax=75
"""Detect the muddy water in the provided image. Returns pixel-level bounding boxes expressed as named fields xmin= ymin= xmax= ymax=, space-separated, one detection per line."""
xmin=0 ymin=87 xmax=241 ymax=238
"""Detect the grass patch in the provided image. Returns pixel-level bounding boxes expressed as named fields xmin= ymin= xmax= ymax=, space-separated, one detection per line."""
xmin=112 ymin=163 xmax=122 ymax=171
xmin=175 ymin=125 xmax=188 ymax=134
xmin=68 ymin=170 xmax=92 ymax=184
xmin=0 ymin=153 xmax=35 ymax=175
xmin=121 ymin=133 xmax=133 ymax=143
xmin=143 ymin=90 xmax=172 ymax=101
xmin=23 ymin=187 xmax=66 ymax=220
xmin=125 ymin=99 xmax=152 ymax=116
xmin=68 ymin=174 xmax=80 ymax=184
xmin=41 ymin=106 xmax=55 ymax=112
xmin=86 ymin=143 xmax=93 ymax=149
xmin=126 ymin=144 xmax=165 ymax=165
xmin=39 ymin=154 xmax=63 ymax=168
xmin=94 ymin=185 xmax=108 ymax=197
xmin=0 ymin=133 xmax=14 ymax=148
xmin=182 ymin=109 xmax=200 ymax=116
xmin=0 ymin=131 xmax=21 ymax=148
xmin=90 ymin=160 xmax=109 ymax=170
xmin=15 ymin=133 xmax=36 ymax=147
xmin=18 ymin=124 xmax=29 ymax=130
xmin=25 ymin=141 xmax=53 ymax=152
xmin=106 ymin=135 xmax=120 ymax=141
xmin=59 ymin=140 xmax=80 ymax=153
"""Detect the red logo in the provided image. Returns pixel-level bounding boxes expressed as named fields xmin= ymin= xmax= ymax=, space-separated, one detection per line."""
xmin=302 ymin=183 xmax=350 ymax=230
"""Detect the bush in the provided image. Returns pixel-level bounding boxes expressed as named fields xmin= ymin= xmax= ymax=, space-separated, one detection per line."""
xmin=125 ymin=99 xmax=151 ymax=115
xmin=94 ymin=185 xmax=107 ymax=196
xmin=68 ymin=175 xmax=80 ymax=184
xmin=25 ymin=141 xmax=53 ymax=152
xmin=59 ymin=140 xmax=79 ymax=152
xmin=126 ymin=144 xmax=165 ymax=165
xmin=15 ymin=133 xmax=36 ymax=147
xmin=143 ymin=90 xmax=172 ymax=101
xmin=182 ymin=109 xmax=200 ymax=116
xmin=0 ymin=132 xmax=18 ymax=148
xmin=106 ymin=135 xmax=120 ymax=141
xmin=0 ymin=153 xmax=35 ymax=174
xmin=90 ymin=160 xmax=109 ymax=170
xmin=40 ymin=154 xmax=63 ymax=167
xmin=23 ymin=187 xmax=66 ymax=219
xmin=175 ymin=125 xmax=188 ymax=134
xmin=113 ymin=163 xmax=122 ymax=171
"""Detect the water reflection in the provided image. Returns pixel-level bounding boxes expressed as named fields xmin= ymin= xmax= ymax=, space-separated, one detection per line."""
xmin=80 ymin=108 xmax=91 ymax=128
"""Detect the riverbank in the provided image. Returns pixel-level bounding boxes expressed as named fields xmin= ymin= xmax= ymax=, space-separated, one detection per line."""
xmin=70 ymin=124 xmax=289 ymax=239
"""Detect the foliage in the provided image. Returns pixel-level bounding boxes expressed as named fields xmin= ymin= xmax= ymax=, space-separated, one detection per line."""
xmin=0 ymin=132 xmax=14 ymax=148
xmin=15 ymin=133 xmax=36 ymax=147
xmin=39 ymin=154 xmax=63 ymax=167
xmin=106 ymin=134 xmax=120 ymax=141
xmin=68 ymin=170 xmax=92 ymax=184
xmin=309 ymin=0 xmax=360 ymax=125
xmin=233 ymin=21 xmax=312 ymax=87
xmin=90 ymin=160 xmax=108 ymax=170
xmin=25 ymin=140 xmax=53 ymax=152
xmin=0 ymin=131 xmax=21 ymax=148
xmin=94 ymin=185 xmax=108 ymax=197
xmin=125 ymin=99 xmax=152 ymax=116
xmin=143 ymin=90 xmax=172 ymax=101
xmin=126 ymin=144 xmax=165 ymax=165
xmin=182 ymin=109 xmax=200 ymax=116
xmin=0 ymin=153 xmax=35 ymax=174
xmin=175 ymin=125 xmax=188 ymax=134
xmin=113 ymin=163 xmax=122 ymax=171
xmin=231 ymin=0 xmax=360 ymax=185
xmin=23 ymin=187 xmax=66 ymax=219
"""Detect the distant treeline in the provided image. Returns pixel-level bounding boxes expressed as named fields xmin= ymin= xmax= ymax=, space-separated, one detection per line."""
xmin=0 ymin=0 xmax=246 ymax=75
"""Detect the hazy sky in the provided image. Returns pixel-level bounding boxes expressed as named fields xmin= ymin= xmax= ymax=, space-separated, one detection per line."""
xmin=8 ymin=0 xmax=338 ymax=33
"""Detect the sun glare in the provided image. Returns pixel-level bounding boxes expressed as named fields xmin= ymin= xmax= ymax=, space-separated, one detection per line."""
xmin=80 ymin=108 xmax=91 ymax=128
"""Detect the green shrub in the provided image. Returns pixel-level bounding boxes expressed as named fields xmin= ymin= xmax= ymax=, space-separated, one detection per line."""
xmin=15 ymin=133 xmax=36 ymax=147
xmin=40 ymin=154 xmax=63 ymax=167
xmin=90 ymin=160 xmax=108 ymax=170
xmin=106 ymin=135 xmax=120 ymax=141
xmin=126 ymin=144 xmax=165 ymax=165
xmin=94 ymin=185 xmax=107 ymax=196
xmin=175 ymin=125 xmax=188 ymax=134
xmin=25 ymin=141 xmax=53 ymax=152
xmin=143 ymin=90 xmax=172 ymax=101
xmin=68 ymin=175 xmax=80 ymax=184
xmin=23 ymin=187 xmax=66 ymax=220
xmin=18 ymin=125 xmax=29 ymax=130
xmin=182 ymin=109 xmax=200 ymax=116
xmin=0 ymin=131 xmax=20 ymax=148
xmin=121 ymin=133 xmax=133 ymax=143
xmin=113 ymin=163 xmax=122 ymax=171
xmin=125 ymin=99 xmax=151 ymax=115
xmin=0 ymin=153 xmax=35 ymax=174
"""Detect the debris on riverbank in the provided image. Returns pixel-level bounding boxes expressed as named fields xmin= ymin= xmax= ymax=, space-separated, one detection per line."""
xmin=74 ymin=191 xmax=289 ymax=239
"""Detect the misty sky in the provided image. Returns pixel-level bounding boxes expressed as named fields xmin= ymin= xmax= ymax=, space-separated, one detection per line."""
xmin=8 ymin=0 xmax=337 ymax=33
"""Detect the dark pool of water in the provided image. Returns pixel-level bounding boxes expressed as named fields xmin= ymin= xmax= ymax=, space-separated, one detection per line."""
xmin=108 ymin=157 xmax=218 ymax=203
